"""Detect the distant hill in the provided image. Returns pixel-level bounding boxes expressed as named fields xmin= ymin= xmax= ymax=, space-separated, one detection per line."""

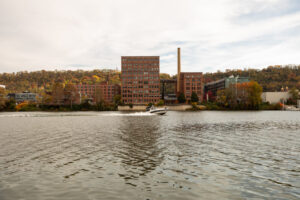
xmin=0 ymin=65 xmax=299 ymax=93
xmin=0 ymin=69 xmax=121 ymax=93
xmin=203 ymin=65 xmax=300 ymax=91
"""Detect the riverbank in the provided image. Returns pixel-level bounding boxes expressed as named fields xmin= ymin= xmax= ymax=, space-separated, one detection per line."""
xmin=0 ymin=101 xmax=286 ymax=112
xmin=118 ymin=105 xmax=198 ymax=111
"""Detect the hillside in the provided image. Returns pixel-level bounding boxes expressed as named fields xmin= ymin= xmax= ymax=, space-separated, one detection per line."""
xmin=0 ymin=65 xmax=300 ymax=93
xmin=0 ymin=69 xmax=121 ymax=93
xmin=204 ymin=65 xmax=300 ymax=91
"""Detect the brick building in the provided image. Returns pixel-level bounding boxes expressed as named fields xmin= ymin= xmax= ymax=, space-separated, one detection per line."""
xmin=175 ymin=48 xmax=203 ymax=102
xmin=75 ymin=82 xmax=121 ymax=103
xmin=180 ymin=72 xmax=203 ymax=102
xmin=121 ymin=56 xmax=160 ymax=104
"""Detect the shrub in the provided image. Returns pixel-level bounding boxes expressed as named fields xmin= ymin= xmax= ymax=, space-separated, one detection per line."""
xmin=156 ymin=100 xmax=164 ymax=106
xmin=191 ymin=92 xmax=199 ymax=103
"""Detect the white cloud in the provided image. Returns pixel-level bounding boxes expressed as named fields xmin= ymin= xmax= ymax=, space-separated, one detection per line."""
xmin=0 ymin=0 xmax=299 ymax=74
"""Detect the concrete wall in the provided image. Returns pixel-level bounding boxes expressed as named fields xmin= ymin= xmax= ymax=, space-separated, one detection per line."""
xmin=118 ymin=105 xmax=193 ymax=111
xmin=118 ymin=105 xmax=147 ymax=111
xmin=261 ymin=92 xmax=291 ymax=104
xmin=166 ymin=105 xmax=192 ymax=111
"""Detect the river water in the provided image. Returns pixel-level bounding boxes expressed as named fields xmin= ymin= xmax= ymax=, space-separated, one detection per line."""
xmin=0 ymin=111 xmax=299 ymax=200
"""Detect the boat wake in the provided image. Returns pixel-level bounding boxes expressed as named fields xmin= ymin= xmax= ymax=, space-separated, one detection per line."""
xmin=101 ymin=112 xmax=155 ymax=116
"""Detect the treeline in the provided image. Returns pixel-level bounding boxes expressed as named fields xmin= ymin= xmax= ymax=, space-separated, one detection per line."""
xmin=204 ymin=65 xmax=300 ymax=91
xmin=0 ymin=69 xmax=121 ymax=93
xmin=1 ymin=65 xmax=300 ymax=93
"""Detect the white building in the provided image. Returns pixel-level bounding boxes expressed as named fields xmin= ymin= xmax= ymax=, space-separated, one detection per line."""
xmin=261 ymin=92 xmax=291 ymax=104
xmin=0 ymin=85 xmax=5 ymax=89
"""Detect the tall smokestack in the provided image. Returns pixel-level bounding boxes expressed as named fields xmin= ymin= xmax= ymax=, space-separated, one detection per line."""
xmin=177 ymin=47 xmax=181 ymax=94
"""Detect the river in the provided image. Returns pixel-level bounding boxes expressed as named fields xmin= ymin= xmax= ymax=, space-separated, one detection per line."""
xmin=0 ymin=111 xmax=299 ymax=200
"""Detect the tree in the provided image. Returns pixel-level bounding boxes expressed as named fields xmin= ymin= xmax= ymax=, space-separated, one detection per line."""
xmin=51 ymin=82 xmax=64 ymax=105
xmin=95 ymin=86 xmax=103 ymax=103
xmin=289 ymin=87 xmax=299 ymax=104
xmin=5 ymin=99 xmax=16 ymax=111
xmin=64 ymin=83 xmax=79 ymax=108
xmin=247 ymin=81 xmax=262 ymax=109
xmin=113 ymin=94 xmax=122 ymax=105
xmin=0 ymin=87 xmax=6 ymax=110
xmin=160 ymin=73 xmax=171 ymax=80
xmin=216 ymin=81 xmax=262 ymax=110
xmin=41 ymin=92 xmax=52 ymax=105
xmin=191 ymin=92 xmax=199 ymax=103
xmin=216 ymin=89 xmax=227 ymax=106
xmin=156 ymin=99 xmax=164 ymax=106
xmin=178 ymin=93 xmax=186 ymax=103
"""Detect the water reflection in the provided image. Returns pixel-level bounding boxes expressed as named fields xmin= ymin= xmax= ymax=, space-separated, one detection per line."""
xmin=0 ymin=111 xmax=299 ymax=199
xmin=116 ymin=116 xmax=164 ymax=178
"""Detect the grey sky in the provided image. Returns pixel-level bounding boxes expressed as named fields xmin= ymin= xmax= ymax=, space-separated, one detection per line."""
xmin=0 ymin=0 xmax=300 ymax=74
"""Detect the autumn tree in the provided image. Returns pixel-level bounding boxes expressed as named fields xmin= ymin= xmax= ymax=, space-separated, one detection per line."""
xmin=51 ymin=82 xmax=64 ymax=105
xmin=0 ymin=87 xmax=6 ymax=110
xmin=217 ymin=81 xmax=262 ymax=109
xmin=216 ymin=89 xmax=228 ymax=106
xmin=247 ymin=81 xmax=262 ymax=109
xmin=95 ymin=86 xmax=104 ymax=103
xmin=289 ymin=87 xmax=299 ymax=104
xmin=64 ymin=83 xmax=79 ymax=108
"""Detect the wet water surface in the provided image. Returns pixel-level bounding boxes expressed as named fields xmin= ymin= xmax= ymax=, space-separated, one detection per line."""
xmin=0 ymin=111 xmax=299 ymax=200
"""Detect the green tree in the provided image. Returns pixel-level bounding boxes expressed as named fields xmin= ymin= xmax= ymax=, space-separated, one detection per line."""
xmin=247 ymin=81 xmax=262 ymax=109
xmin=5 ymin=99 xmax=16 ymax=111
xmin=64 ymin=83 xmax=79 ymax=108
xmin=156 ymin=99 xmax=164 ymax=106
xmin=178 ymin=93 xmax=186 ymax=103
xmin=289 ymin=87 xmax=299 ymax=104
xmin=160 ymin=73 xmax=171 ymax=80
xmin=113 ymin=94 xmax=122 ymax=105
xmin=191 ymin=92 xmax=199 ymax=103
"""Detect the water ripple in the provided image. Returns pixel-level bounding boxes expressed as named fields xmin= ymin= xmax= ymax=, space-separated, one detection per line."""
xmin=0 ymin=111 xmax=299 ymax=199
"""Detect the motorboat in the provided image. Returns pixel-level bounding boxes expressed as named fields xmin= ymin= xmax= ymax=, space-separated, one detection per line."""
xmin=146 ymin=105 xmax=168 ymax=115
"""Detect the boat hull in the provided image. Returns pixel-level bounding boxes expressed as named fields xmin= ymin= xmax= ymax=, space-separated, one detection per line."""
xmin=149 ymin=109 xmax=167 ymax=115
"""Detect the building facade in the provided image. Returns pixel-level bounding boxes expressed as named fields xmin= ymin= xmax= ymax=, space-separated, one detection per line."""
xmin=204 ymin=76 xmax=249 ymax=101
xmin=7 ymin=92 xmax=38 ymax=103
xmin=179 ymin=72 xmax=203 ymax=102
xmin=121 ymin=56 xmax=160 ymax=104
xmin=261 ymin=92 xmax=291 ymax=104
xmin=75 ymin=82 xmax=121 ymax=103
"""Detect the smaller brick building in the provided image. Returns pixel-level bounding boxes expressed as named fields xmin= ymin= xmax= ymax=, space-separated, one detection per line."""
xmin=75 ymin=82 xmax=121 ymax=103
xmin=179 ymin=72 xmax=203 ymax=102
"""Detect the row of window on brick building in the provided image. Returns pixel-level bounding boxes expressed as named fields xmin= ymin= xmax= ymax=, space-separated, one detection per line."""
xmin=122 ymin=80 xmax=160 ymax=84
xmin=122 ymin=58 xmax=158 ymax=62
xmin=122 ymin=63 xmax=158 ymax=67
xmin=121 ymin=76 xmax=159 ymax=80
xmin=122 ymin=71 xmax=158 ymax=75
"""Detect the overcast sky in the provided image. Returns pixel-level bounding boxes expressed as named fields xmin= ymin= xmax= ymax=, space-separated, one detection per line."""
xmin=0 ymin=0 xmax=300 ymax=74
